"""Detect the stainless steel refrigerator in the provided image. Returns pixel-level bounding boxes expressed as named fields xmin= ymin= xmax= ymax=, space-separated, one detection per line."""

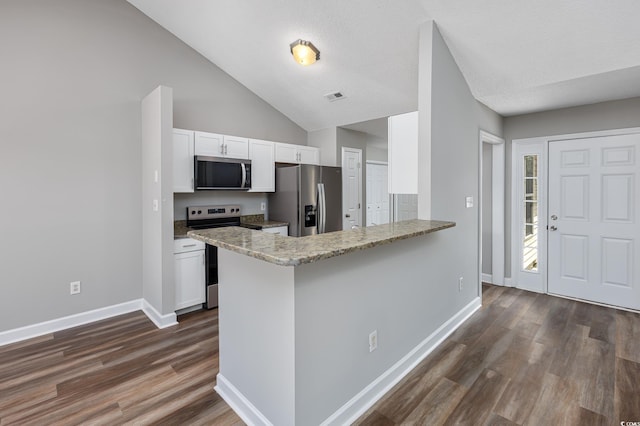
xmin=269 ymin=165 xmax=342 ymax=236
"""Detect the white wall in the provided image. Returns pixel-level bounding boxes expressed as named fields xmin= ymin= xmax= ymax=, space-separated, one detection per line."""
xmin=502 ymin=96 xmax=640 ymax=277
xmin=308 ymin=127 xmax=337 ymax=166
xmin=0 ymin=0 xmax=305 ymax=333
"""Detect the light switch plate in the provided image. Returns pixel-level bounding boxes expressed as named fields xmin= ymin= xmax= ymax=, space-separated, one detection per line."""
xmin=465 ymin=196 xmax=473 ymax=208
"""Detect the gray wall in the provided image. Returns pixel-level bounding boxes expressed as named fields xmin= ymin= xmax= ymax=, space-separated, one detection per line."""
xmin=0 ymin=0 xmax=306 ymax=332
xmin=502 ymin=96 xmax=640 ymax=277
xmin=427 ymin=22 xmax=503 ymax=312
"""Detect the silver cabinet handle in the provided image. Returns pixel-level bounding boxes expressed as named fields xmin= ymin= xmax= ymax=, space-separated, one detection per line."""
xmin=225 ymin=144 xmax=228 ymax=155
xmin=182 ymin=244 xmax=197 ymax=248
xmin=551 ymin=215 xmax=558 ymax=220
xmin=220 ymin=144 xmax=224 ymax=155
xmin=345 ymin=214 xmax=351 ymax=218
xmin=550 ymin=226 xmax=557 ymax=231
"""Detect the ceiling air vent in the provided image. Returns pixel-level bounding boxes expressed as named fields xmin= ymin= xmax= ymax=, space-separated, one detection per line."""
xmin=324 ymin=91 xmax=346 ymax=102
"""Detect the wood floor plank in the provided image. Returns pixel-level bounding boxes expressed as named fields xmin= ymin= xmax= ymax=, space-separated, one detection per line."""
xmin=445 ymin=368 xmax=510 ymax=425
xmin=616 ymin=309 xmax=640 ymax=363
xmin=371 ymin=340 xmax=467 ymax=423
xmin=401 ymin=377 xmax=467 ymax=425
xmin=615 ymin=357 xmax=640 ymax=422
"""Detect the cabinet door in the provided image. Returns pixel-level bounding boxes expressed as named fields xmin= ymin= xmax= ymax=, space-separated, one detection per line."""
xmin=223 ymin=135 xmax=249 ymax=159
xmin=195 ymin=131 xmax=224 ymax=157
xmin=275 ymin=142 xmax=299 ymax=163
xmin=173 ymin=129 xmax=194 ymax=193
xmin=298 ymin=146 xmax=320 ymax=165
xmin=249 ymin=139 xmax=275 ymax=192
xmin=174 ymin=250 xmax=205 ymax=310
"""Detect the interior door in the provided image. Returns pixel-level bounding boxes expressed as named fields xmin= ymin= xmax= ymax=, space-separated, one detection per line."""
xmin=342 ymin=148 xmax=362 ymax=230
xmin=548 ymin=133 xmax=640 ymax=310
xmin=366 ymin=163 xmax=389 ymax=226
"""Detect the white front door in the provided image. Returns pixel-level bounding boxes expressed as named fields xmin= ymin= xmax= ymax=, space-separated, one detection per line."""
xmin=342 ymin=148 xmax=362 ymax=230
xmin=548 ymin=133 xmax=640 ymax=310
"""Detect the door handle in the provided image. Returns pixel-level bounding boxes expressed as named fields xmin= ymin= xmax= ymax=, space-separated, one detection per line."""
xmin=549 ymin=226 xmax=557 ymax=231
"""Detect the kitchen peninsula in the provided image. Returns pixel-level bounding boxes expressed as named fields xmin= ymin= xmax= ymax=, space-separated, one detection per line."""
xmin=188 ymin=219 xmax=471 ymax=425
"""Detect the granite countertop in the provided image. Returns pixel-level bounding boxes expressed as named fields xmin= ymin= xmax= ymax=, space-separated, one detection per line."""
xmin=187 ymin=219 xmax=455 ymax=266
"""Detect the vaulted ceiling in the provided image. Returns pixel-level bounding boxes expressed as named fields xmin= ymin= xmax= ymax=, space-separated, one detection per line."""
xmin=128 ymin=0 xmax=640 ymax=132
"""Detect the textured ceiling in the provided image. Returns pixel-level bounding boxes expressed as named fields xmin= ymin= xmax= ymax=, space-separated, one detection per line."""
xmin=127 ymin=0 xmax=640 ymax=132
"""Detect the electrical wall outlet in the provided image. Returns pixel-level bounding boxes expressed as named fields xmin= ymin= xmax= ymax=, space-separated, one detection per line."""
xmin=70 ymin=281 xmax=81 ymax=295
xmin=260 ymin=202 xmax=266 ymax=211
xmin=458 ymin=277 xmax=463 ymax=292
xmin=369 ymin=330 xmax=378 ymax=353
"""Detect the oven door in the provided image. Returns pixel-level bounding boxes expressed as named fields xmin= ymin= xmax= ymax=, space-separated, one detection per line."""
xmin=195 ymin=156 xmax=251 ymax=190
xmin=205 ymin=245 xmax=218 ymax=309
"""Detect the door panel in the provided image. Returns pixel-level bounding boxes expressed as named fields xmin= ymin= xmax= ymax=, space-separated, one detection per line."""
xmin=548 ymin=133 xmax=640 ymax=310
xmin=342 ymin=149 xmax=362 ymax=230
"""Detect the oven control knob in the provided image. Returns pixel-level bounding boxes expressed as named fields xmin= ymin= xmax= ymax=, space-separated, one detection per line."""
xmin=198 ymin=210 xmax=202 ymax=214
xmin=191 ymin=210 xmax=196 ymax=215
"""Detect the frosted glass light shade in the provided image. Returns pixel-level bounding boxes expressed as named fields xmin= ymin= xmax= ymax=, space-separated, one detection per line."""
xmin=290 ymin=39 xmax=320 ymax=66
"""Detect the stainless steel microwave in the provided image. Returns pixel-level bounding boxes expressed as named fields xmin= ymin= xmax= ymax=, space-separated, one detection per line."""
xmin=194 ymin=156 xmax=251 ymax=190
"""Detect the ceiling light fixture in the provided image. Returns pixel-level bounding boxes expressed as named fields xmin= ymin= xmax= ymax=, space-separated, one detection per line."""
xmin=290 ymin=39 xmax=320 ymax=66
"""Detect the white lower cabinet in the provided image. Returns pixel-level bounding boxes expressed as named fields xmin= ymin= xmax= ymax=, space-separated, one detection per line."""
xmin=262 ymin=225 xmax=288 ymax=236
xmin=174 ymin=238 xmax=205 ymax=310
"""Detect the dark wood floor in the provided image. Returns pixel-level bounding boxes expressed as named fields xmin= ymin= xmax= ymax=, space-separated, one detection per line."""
xmin=0 ymin=308 xmax=243 ymax=425
xmin=1 ymin=285 xmax=639 ymax=425
xmin=355 ymin=284 xmax=640 ymax=425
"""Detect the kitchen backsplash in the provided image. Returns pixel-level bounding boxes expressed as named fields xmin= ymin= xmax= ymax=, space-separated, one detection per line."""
xmin=174 ymin=192 xmax=268 ymax=220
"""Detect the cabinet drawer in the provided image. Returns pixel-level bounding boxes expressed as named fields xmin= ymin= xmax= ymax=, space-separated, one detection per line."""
xmin=173 ymin=238 xmax=205 ymax=253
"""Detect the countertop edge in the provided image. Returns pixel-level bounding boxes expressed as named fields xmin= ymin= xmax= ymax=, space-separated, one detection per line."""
xmin=188 ymin=220 xmax=455 ymax=267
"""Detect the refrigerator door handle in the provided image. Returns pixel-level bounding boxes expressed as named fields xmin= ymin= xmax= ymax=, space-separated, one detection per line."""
xmin=317 ymin=183 xmax=326 ymax=234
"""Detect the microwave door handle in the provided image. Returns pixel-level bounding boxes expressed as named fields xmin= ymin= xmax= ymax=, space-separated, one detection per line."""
xmin=241 ymin=162 xmax=247 ymax=188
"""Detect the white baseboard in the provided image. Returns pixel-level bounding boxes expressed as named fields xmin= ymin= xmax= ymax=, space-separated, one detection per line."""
xmin=142 ymin=300 xmax=178 ymax=329
xmin=0 ymin=299 xmax=178 ymax=347
xmin=481 ymin=273 xmax=493 ymax=284
xmin=323 ymin=297 xmax=482 ymax=426
xmin=215 ymin=374 xmax=273 ymax=426
xmin=0 ymin=299 xmax=144 ymax=347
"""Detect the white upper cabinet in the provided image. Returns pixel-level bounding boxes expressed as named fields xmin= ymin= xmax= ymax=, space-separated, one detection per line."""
xmin=194 ymin=131 xmax=249 ymax=159
xmin=297 ymin=145 xmax=320 ymax=165
xmin=223 ymin=135 xmax=250 ymax=159
xmin=388 ymin=111 xmax=418 ymax=194
xmin=249 ymin=139 xmax=275 ymax=192
xmin=194 ymin=131 xmax=224 ymax=157
xmin=173 ymin=128 xmax=194 ymax=193
xmin=275 ymin=142 xmax=320 ymax=165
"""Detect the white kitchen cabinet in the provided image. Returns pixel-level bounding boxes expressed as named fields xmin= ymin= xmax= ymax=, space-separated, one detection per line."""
xmin=248 ymin=139 xmax=275 ymax=192
xmin=223 ymin=135 xmax=250 ymax=159
xmin=388 ymin=111 xmax=418 ymax=194
xmin=262 ymin=225 xmax=288 ymax=236
xmin=195 ymin=131 xmax=249 ymax=159
xmin=297 ymin=145 xmax=320 ymax=165
xmin=174 ymin=238 xmax=205 ymax=311
xmin=275 ymin=142 xmax=320 ymax=165
xmin=173 ymin=128 xmax=194 ymax=193
xmin=194 ymin=131 xmax=224 ymax=157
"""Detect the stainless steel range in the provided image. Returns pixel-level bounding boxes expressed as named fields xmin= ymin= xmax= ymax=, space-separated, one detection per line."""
xmin=186 ymin=205 xmax=241 ymax=309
